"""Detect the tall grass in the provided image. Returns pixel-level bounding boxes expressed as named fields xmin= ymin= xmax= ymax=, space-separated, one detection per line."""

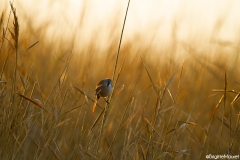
xmin=0 ymin=2 xmax=240 ymax=160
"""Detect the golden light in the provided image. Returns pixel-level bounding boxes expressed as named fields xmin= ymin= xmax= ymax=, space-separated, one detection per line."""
xmin=0 ymin=0 xmax=240 ymax=54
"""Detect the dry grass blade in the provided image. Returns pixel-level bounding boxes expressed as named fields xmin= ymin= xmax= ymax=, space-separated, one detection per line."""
xmin=139 ymin=84 xmax=152 ymax=95
xmin=55 ymin=118 xmax=72 ymax=128
xmin=216 ymin=116 xmax=236 ymax=133
xmin=0 ymin=12 xmax=3 ymax=45
xmin=0 ymin=12 xmax=3 ymax=27
xmin=224 ymin=69 xmax=227 ymax=107
xmin=141 ymin=56 xmax=160 ymax=99
xmin=18 ymin=71 xmax=26 ymax=90
xmin=167 ymin=88 xmax=175 ymax=103
xmin=9 ymin=2 xmax=19 ymax=50
xmin=144 ymin=118 xmax=163 ymax=139
xmin=60 ymin=103 xmax=85 ymax=116
xmin=4 ymin=37 xmax=14 ymax=49
xmin=208 ymin=92 xmax=221 ymax=97
xmin=119 ymin=106 xmax=141 ymax=131
xmin=114 ymin=83 xmax=125 ymax=97
xmin=140 ymin=145 xmax=147 ymax=160
xmin=183 ymin=121 xmax=205 ymax=132
xmin=212 ymin=89 xmax=239 ymax=94
xmin=212 ymin=95 xmax=224 ymax=116
xmin=16 ymin=93 xmax=49 ymax=112
xmin=74 ymin=86 xmax=103 ymax=110
xmin=179 ymin=121 xmax=196 ymax=126
xmin=231 ymin=93 xmax=240 ymax=105
xmin=135 ymin=149 xmax=139 ymax=160
xmin=90 ymin=109 xmax=104 ymax=131
xmin=16 ymin=93 xmax=42 ymax=107
xmin=178 ymin=62 xmax=184 ymax=89
xmin=159 ymin=105 xmax=174 ymax=114
xmin=165 ymin=128 xmax=176 ymax=136
xmin=25 ymin=40 xmax=39 ymax=52
xmin=13 ymin=133 xmax=24 ymax=153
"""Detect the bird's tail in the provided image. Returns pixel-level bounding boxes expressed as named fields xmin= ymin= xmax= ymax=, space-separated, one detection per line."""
xmin=92 ymin=97 xmax=98 ymax=112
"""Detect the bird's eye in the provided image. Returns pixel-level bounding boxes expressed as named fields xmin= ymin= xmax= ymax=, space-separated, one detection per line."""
xmin=107 ymin=81 xmax=110 ymax=87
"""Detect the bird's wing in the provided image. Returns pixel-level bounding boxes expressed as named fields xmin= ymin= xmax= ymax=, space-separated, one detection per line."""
xmin=95 ymin=88 xmax=102 ymax=95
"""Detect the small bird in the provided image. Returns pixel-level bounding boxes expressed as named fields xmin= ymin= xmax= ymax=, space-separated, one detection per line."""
xmin=92 ymin=78 xmax=113 ymax=112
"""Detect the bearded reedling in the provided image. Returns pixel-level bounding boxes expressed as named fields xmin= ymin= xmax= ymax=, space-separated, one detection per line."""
xmin=92 ymin=78 xmax=113 ymax=112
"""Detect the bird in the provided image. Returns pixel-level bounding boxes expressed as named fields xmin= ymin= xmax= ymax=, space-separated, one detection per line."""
xmin=92 ymin=78 xmax=113 ymax=112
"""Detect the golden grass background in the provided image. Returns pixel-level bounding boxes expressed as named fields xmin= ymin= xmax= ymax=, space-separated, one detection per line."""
xmin=0 ymin=1 xmax=240 ymax=159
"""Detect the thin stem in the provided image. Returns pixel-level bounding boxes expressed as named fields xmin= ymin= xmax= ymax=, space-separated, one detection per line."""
xmin=111 ymin=0 xmax=130 ymax=82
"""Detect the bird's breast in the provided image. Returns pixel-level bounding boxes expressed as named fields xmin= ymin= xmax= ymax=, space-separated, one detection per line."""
xmin=98 ymin=86 xmax=112 ymax=97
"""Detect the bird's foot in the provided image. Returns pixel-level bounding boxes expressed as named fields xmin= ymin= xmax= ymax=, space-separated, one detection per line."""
xmin=103 ymin=98 xmax=110 ymax=104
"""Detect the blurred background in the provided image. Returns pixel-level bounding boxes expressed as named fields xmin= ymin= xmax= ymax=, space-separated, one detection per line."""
xmin=1 ymin=0 xmax=240 ymax=56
